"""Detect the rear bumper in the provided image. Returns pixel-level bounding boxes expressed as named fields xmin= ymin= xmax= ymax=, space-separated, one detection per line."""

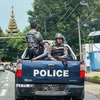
xmin=0 ymin=68 xmax=4 ymax=71
xmin=15 ymin=84 xmax=84 ymax=98
xmin=35 ymin=91 xmax=68 ymax=96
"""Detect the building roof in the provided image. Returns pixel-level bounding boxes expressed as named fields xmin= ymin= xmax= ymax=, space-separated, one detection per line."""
xmin=88 ymin=31 xmax=100 ymax=37
xmin=6 ymin=5 xmax=19 ymax=34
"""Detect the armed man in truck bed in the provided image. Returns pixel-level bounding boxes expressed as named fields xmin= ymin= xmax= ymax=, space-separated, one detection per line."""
xmin=48 ymin=33 xmax=68 ymax=62
xmin=31 ymin=33 xmax=49 ymax=60
xmin=26 ymin=21 xmax=42 ymax=59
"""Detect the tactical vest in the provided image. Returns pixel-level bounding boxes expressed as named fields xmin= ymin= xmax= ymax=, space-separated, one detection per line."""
xmin=34 ymin=42 xmax=48 ymax=58
xmin=26 ymin=31 xmax=37 ymax=48
xmin=51 ymin=43 xmax=64 ymax=56
xmin=38 ymin=43 xmax=44 ymax=56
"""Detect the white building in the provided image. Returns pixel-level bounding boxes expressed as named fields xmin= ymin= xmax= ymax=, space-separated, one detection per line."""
xmin=82 ymin=43 xmax=100 ymax=61
xmin=82 ymin=31 xmax=100 ymax=61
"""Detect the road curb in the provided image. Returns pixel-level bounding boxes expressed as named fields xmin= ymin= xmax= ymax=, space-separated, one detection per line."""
xmin=85 ymin=77 xmax=100 ymax=84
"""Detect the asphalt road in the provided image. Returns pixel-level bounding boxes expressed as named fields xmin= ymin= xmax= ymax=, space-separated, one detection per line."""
xmin=0 ymin=71 xmax=100 ymax=100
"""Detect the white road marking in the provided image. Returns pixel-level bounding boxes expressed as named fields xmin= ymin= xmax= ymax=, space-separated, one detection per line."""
xmin=5 ymin=70 xmax=8 ymax=73
xmin=5 ymin=70 xmax=7 ymax=72
xmin=4 ymin=83 xmax=9 ymax=87
xmin=5 ymin=77 xmax=8 ymax=80
xmin=6 ymin=80 xmax=8 ymax=82
xmin=7 ymin=74 xmax=9 ymax=77
xmin=0 ymin=89 xmax=7 ymax=96
xmin=1 ymin=81 xmax=4 ymax=83
xmin=7 ymin=71 xmax=9 ymax=74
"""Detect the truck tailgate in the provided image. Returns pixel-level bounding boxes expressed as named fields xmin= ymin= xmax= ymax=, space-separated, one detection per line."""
xmin=20 ymin=61 xmax=83 ymax=84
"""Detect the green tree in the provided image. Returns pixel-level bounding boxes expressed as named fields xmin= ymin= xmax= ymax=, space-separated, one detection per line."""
xmin=23 ymin=26 xmax=30 ymax=33
xmin=0 ymin=27 xmax=3 ymax=33
xmin=0 ymin=33 xmax=27 ymax=61
xmin=0 ymin=27 xmax=3 ymax=36
xmin=27 ymin=0 xmax=100 ymax=52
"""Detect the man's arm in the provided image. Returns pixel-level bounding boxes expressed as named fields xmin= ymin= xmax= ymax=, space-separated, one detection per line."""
xmin=48 ymin=50 xmax=56 ymax=61
xmin=35 ymin=43 xmax=49 ymax=60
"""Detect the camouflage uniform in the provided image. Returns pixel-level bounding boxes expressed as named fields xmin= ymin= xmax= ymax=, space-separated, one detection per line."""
xmin=48 ymin=43 xmax=68 ymax=61
xmin=26 ymin=29 xmax=41 ymax=48
xmin=31 ymin=33 xmax=49 ymax=60
xmin=48 ymin=33 xmax=68 ymax=61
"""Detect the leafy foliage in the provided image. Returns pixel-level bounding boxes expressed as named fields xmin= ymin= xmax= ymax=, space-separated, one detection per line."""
xmin=27 ymin=0 xmax=100 ymax=52
xmin=0 ymin=27 xmax=3 ymax=36
xmin=1 ymin=0 xmax=100 ymax=61
xmin=0 ymin=33 xmax=27 ymax=61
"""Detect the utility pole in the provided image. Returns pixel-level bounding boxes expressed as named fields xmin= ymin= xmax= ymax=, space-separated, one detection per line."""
xmin=77 ymin=17 xmax=82 ymax=61
xmin=44 ymin=20 xmax=47 ymax=33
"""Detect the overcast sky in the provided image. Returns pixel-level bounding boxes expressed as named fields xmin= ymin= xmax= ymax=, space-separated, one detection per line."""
xmin=0 ymin=0 xmax=33 ymax=33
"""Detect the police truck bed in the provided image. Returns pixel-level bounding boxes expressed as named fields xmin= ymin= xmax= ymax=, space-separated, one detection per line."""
xmin=15 ymin=43 xmax=85 ymax=100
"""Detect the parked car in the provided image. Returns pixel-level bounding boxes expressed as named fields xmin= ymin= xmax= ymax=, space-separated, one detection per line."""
xmin=0 ymin=63 xmax=5 ymax=72
xmin=12 ymin=63 xmax=17 ymax=72
xmin=10 ymin=62 xmax=17 ymax=73
xmin=5 ymin=64 xmax=11 ymax=70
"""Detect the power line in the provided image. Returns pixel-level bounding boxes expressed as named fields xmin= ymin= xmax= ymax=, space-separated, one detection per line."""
xmin=47 ymin=3 xmax=80 ymax=29
xmin=46 ymin=7 xmax=71 ymax=29
xmin=35 ymin=0 xmax=75 ymax=31
xmin=46 ymin=1 xmax=93 ymax=30
xmin=66 ymin=28 xmax=78 ymax=38
xmin=39 ymin=0 xmax=73 ymax=19
xmin=65 ymin=9 xmax=95 ymax=38
xmin=47 ymin=9 xmax=93 ymax=38
xmin=36 ymin=8 xmax=70 ymax=30
xmin=37 ymin=7 xmax=71 ymax=30
xmin=0 ymin=36 xmax=25 ymax=39
xmin=61 ymin=3 xmax=79 ymax=24
xmin=65 ymin=3 xmax=99 ymax=37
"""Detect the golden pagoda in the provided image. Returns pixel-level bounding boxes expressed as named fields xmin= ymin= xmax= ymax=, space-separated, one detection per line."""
xmin=6 ymin=6 xmax=19 ymax=35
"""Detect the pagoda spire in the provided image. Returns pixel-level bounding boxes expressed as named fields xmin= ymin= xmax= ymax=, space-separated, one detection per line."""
xmin=6 ymin=5 xmax=19 ymax=35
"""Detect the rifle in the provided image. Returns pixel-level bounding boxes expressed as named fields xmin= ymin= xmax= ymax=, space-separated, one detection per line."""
xmin=54 ymin=56 xmax=68 ymax=66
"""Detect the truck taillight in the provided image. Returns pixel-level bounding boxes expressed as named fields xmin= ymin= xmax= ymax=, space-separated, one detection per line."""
xmin=16 ymin=62 xmax=22 ymax=78
xmin=80 ymin=64 xmax=85 ymax=78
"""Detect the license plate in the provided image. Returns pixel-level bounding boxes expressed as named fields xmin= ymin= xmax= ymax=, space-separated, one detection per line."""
xmin=43 ymin=84 xmax=59 ymax=91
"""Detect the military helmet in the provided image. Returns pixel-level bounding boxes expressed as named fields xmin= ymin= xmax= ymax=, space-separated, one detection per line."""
xmin=54 ymin=33 xmax=64 ymax=40
xmin=34 ymin=33 xmax=43 ymax=42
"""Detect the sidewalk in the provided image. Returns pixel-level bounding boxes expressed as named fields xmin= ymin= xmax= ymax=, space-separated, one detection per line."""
xmin=85 ymin=82 xmax=100 ymax=98
xmin=86 ymin=71 xmax=100 ymax=77
xmin=85 ymin=71 xmax=100 ymax=84
xmin=85 ymin=72 xmax=100 ymax=97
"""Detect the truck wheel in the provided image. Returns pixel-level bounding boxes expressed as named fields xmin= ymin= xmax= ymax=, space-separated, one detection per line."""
xmin=64 ymin=96 xmax=71 ymax=100
xmin=72 ymin=97 xmax=83 ymax=100
xmin=15 ymin=89 xmax=24 ymax=100
xmin=15 ymin=98 xmax=24 ymax=100
xmin=15 ymin=95 xmax=24 ymax=100
xmin=72 ymin=99 xmax=83 ymax=100
xmin=72 ymin=92 xmax=84 ymax=100
xmin=15 ymin=94 xmax=24 ymax=100
xmin=27 ymin=97 xmax=34 ymax=100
